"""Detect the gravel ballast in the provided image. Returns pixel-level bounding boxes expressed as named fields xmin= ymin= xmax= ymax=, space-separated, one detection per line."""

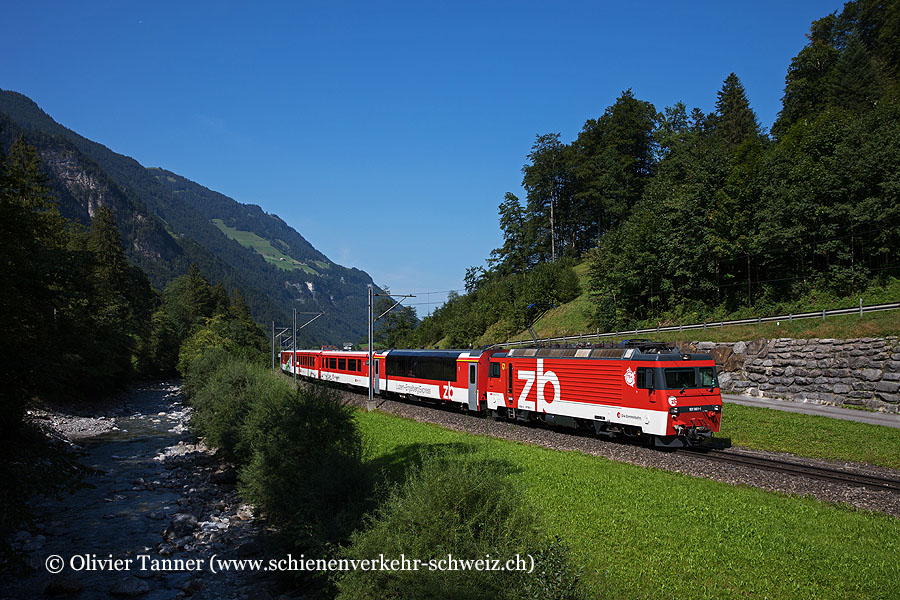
xmin=332 ymin=386 xmax=900 ymax=518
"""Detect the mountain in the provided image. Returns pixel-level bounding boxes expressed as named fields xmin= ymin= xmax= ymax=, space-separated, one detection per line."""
xmin=0 ymin=89 xmax=382 ymax=345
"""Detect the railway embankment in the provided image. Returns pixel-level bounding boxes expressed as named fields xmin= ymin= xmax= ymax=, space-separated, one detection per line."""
xmin=335 ymin=387 xmax=900 ymax=517
xmin=679 ymin=336 xmax=900 ymax=413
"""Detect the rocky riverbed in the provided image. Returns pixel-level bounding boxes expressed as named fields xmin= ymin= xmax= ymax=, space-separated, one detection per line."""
xmin=4 ymin=382 xmax=288 ymax=600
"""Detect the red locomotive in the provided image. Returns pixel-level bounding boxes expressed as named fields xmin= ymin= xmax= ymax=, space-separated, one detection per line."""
xmin=281 ymin=340 xmax=721 ymax=447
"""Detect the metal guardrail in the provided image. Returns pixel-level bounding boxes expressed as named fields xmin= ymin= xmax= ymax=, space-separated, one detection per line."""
xmin=493 ymin=301 xmax=900 ymax=349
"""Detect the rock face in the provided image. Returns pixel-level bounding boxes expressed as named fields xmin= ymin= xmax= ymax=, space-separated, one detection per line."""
xmin=691 ymin=336 xmax=900 ymax=413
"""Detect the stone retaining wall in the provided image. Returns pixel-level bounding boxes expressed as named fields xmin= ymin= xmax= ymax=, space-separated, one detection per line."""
xmin=678 ymin=337 xmax=900 ymax=413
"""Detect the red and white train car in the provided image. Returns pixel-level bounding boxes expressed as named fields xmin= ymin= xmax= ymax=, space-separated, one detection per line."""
xmin=282 ymin=349 xmax=322 ymax=379
xmin=483 ymin=343 xmax=721 ymax=447
xmin=281 ymin=341 xmax=721 ymax=447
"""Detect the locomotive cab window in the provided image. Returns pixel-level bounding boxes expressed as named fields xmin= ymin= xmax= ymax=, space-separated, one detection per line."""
xmin=699 ymin=367 xmax=717 ymax=388
xmin=636 ymin=367 xmax=656 ymax=389
xmin=489 ymin=362 xmax=501 ymax=378
xmin=664 ymin=367 xmax=718 ymax=389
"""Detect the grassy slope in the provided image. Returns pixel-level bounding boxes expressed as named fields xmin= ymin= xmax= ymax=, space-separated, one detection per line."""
xmin=211 ymin=218 xmax=319 ymax=274
xmin=357 ymin=410 xmax=900 ymax=600
xmin=721 ymin=402 xmax=900 ymax=469
xmin=490 ymin=260 xmax=900 ymax=344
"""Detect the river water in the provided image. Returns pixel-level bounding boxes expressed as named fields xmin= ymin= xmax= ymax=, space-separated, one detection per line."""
xmin=5 ymin=382 xmax=274 ymax=600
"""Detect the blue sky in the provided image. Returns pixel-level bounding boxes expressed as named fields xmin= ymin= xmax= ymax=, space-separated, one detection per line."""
xmin=1 ymin=1 xmax=843 ymax=316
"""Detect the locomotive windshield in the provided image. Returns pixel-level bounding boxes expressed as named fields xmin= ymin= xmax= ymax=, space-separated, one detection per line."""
xmin=663 ymin=367 xmax=717 ymax=389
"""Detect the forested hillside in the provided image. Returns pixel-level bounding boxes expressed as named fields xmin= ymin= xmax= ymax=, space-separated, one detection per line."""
xmin=0 ymin=132 xmax=266 ymax=429
xmin=0 ymin=91 xmax=384 ymax=345
xmin=402 ymin=0 xmax=900 ymax=348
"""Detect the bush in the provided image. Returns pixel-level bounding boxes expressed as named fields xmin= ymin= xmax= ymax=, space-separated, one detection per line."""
xmin=177 ymin=314 xmax=266 ymax=377
xmin=188 ymin=354 xmax=281 ymax=462
xmin=238 ymin=383 xmax=371 ymax=553
xmin=336 ymin=449 xmax=586 ymax=600
xmin=180 ymin=345 xmax=233 ymax=402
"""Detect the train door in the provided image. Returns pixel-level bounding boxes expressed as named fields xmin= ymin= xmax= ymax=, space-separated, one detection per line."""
xmin=467 ymin=363 xmax=478 ymax=410
xmin=374 ymin=358 xmax=380 ymax=394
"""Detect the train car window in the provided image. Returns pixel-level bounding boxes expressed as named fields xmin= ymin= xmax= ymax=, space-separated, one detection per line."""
xmin=338 ymin=358 xmax=346 ymax=370
xmin=489 ymin=362 xmax=501 ymax=378
xmin=387 ymin=355 xmax=456 ymax=381
xmin=469 ymin=364 xmax=476 ymax=384
xmin=664 ymin=367 xmax=705 ymax=389
xmin=329 ymin=358 xmax=337 ymax=369
xmin=386 ymin=356 xmax=407 ymax=377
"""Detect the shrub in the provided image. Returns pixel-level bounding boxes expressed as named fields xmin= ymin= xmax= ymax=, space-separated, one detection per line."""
xmin=188 ymin=354 xmax=281 ymax=463
xmin=238 ymin=383 xmax=371 ymax=553
xmin=336 ymin=449 xmax=586 ymax=600
xmin=177 ymin=314 xmax=266 ymax=377
xmin=181 ymin=345 xmax=233 ymax=402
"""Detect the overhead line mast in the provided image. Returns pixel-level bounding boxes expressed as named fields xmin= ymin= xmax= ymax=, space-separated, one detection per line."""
xmin=367 ymin=284 xmax=415 ymax=411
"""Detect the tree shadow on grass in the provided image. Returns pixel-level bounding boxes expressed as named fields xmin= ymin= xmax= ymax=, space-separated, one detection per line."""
xmin=364 ymin=440 xmax=524 ymax=492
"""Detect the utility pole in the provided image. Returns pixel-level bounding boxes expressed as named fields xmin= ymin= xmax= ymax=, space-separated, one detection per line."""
xmin=271 ymin=324 xmax=290 ymax=371
xmin=367 ymin=285 xmax=375 ymax=412
xmin=272 ymin=312 xmax=323 ymax=380
xmin=367 ymin=285 xmax=415 ymax=412
xmin=292 ymin=309 xmax=297 ymax=387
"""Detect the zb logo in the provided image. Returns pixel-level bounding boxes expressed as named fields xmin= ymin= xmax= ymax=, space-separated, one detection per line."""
xmin=517 ymin=359 xmax=561 ymax=411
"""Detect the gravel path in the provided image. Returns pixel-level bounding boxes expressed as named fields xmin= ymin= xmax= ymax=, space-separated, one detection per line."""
xmin=334 ymin=386 xmax=900 ymax=518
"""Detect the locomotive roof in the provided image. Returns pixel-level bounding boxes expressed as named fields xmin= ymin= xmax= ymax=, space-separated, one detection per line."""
xmin=498 ymin=345 xmax=712 ymax=362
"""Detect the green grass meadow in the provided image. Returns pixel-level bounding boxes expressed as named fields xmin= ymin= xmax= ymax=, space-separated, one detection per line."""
xmin=356 ymin=410 xmax=900 ymax=600
xmin=211 ymin=218 xmax=320 ymax=274
xmin=719 ymin=402 xmax=900 ymax=469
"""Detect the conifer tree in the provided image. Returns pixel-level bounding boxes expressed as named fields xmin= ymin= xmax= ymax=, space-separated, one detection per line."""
xmin=714 ymin=73 xmax=762 ymax=149
xmin=88 ymin=205 xmax=131 ymax=306
xmin=0 ymin=135 xmax=64 ymax=427
xmin=828 ymin=34 xmax=882 ymax=111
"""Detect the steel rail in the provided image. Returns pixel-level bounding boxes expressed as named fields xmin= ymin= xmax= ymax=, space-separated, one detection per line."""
xmin=281 ymin=372 xmax=900 ymax=493
xmin=689 ymin=448 xmax=900 ymax=493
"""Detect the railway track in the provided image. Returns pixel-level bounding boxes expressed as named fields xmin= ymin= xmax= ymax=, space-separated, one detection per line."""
xmin=307 ymin=378 xmax=900 ymax=498
xmin=688 ymin=448 xmax=900 ymax=494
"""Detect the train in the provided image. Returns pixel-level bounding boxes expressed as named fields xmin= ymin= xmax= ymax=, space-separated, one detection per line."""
xmin=280 ymin=339 xmax=722 ymax=448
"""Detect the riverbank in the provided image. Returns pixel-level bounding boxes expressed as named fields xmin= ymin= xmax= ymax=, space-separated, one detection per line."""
xmin=3 ymin=381 xmax=283 ymax=600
